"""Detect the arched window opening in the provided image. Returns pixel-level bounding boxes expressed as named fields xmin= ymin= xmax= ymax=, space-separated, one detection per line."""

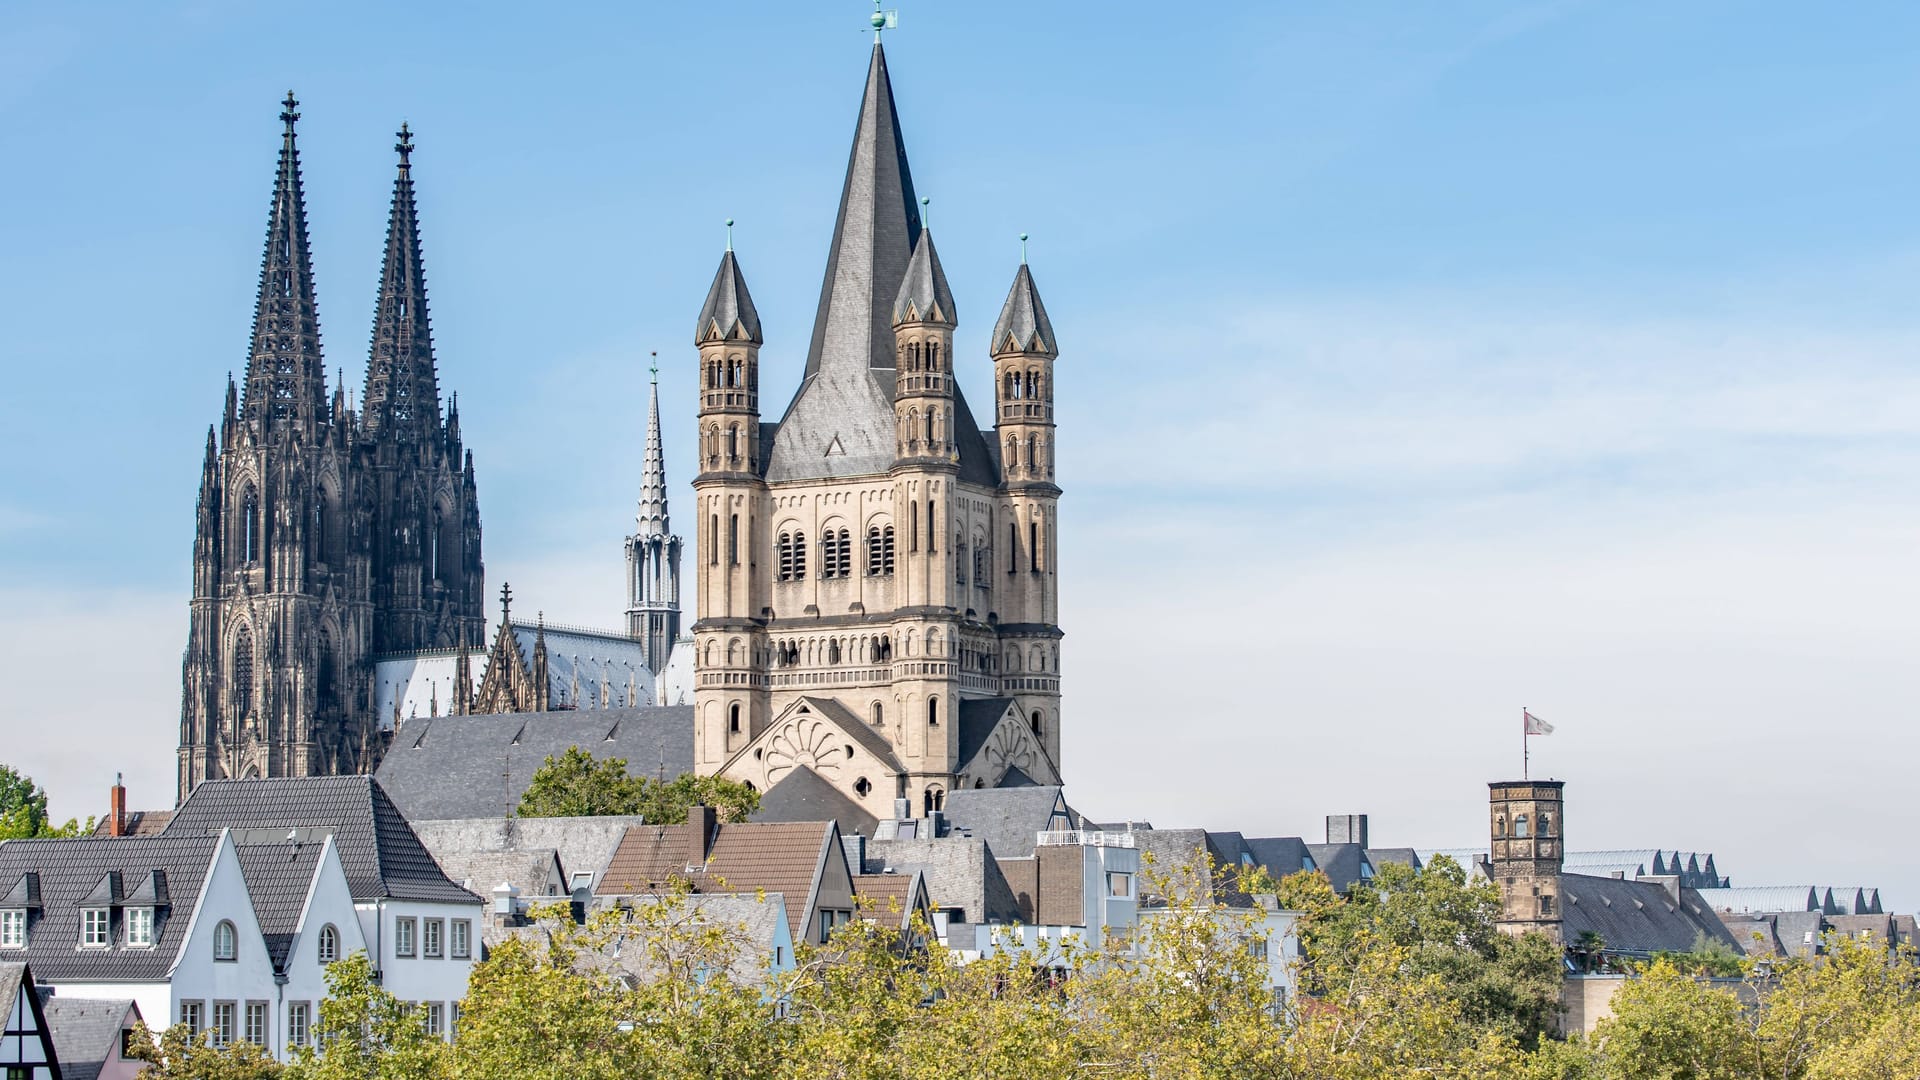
xmin=1494 ymin=815 xmax=1506 ymax=837
xmin=927 ymin=696 xmax=939 ymax=727
xmin=922 ymin=787 xmax=945 ymax=815
xmin=827 ymin=640 xmax=841 ymax=665
xmin=870 ymin=701 xmax=884 ymax=726
xmin=835 ymin=529 xmax=851 ymax=578
xmin=709 ymin=513 xmax=720 ymax=565
xmin=729 ymin=703 xmax=741 ymax=734
xmin=1538 ymin=813 xmax=1552 ymax=837
xmin=232 ymin=630 xmax=255 ymax=719
xmin=955 ymin=538 xmax=969 ymax=584
xmin=242 ymin=487 xmax=260 ymax=564
xmin=1514 ymin=814 xmax=1530 ymax=838
xmin=318 ymin=923 xmax=339 ymax=964
xmin=923 ymin=409 xmax=935 ymax=446
xmin=317 ymin=629 xmax=337 ymax=711
xmin=1027 ymin=435 xmax=1040 ymax=475
xmin=213 ymin=920 xmax=237 ymax=961
xmin=727 ymin=425 xmax=740 ymax=461
xmin=1031 ymin=710 xmax=1043 ymax=736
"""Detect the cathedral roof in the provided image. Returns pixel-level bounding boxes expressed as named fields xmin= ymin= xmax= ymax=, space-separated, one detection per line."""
xmin=765 ymin=44 xmax=999 ymax=487
xmin=991 ymin=262 xmax=1057 ymax=358
xmin=892 ymin=228 xmax=956 ymax=327
xmin=695 ymin=250 xmax=762 ymax=345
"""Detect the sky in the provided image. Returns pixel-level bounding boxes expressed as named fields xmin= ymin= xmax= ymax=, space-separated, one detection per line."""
xmin=3 ymin=2 xmax=1918 ymax=906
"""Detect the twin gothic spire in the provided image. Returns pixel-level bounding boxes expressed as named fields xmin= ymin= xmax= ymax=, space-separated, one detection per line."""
xmin=237 ymin=96 xmax=446 ymax=447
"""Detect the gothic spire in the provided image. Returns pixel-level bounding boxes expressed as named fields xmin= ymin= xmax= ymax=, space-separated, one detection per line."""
xmin=695 ymin=250 xmax=762 ymax=344
xmin=892 ymin=227 xmax=956 ymax=327
xmin=362 ymin=122 xmax=441 ymax=445
xmin=991 ymin=262 xmax=1057 ymax=357
xmin=638 ymin=362 xmax=671 ymax=537
xmin=241 ymin=93 xmax=328 ymax=435
xmin=803 ymin=43 xmax=922 ymax=379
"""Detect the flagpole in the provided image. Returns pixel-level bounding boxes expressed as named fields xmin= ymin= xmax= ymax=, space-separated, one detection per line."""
xmin=1523 ymin=707 xmax=1529 ymax=781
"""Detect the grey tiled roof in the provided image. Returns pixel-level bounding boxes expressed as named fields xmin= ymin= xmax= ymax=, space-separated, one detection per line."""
xmin=696 ymin=250 xmax=763 ymax=344
xmin=865 ymin=836 xmax=1021 ymax=925
xmin=166 ymin=777 xmax=478 ymax=906
xmin=409 ymin=816 xmax=644 ymax=893
xmin=1561 ymin=874 xmax=1738 ymax=958
xmin=892 ymin=229 xmax=955 ymax=326
xmin=1306 ymin=843 xmax=1374 ymax=895
xmin=1365 ymin=847 xmax=1421 ymax=870
xmin=1692 ymin=886 xmax=1823 ymax=914
xmin=941 ymin=785 xmax=1077 ymax=859
xmin=435 ymin=850 xmax=564 ymax=902
xmin=234 ymin=838 xmax=326 ymax=969
xmin=0 ymin=835 xmax=220 ymax=981
xmin=375 ymin=706 xmax=694 ymax=821
xmin=41 ymin=996 xmax=138 ymax=1080
xmin=1245 ymin=837 xmax=1316 ymax=878
xmin=955 ymin=698 xmax=1014 ymax=772
xmin=990 ymin=263 xmax=1056 ymax=357
xmin=753 ymin=765 xmax=879 ymax=838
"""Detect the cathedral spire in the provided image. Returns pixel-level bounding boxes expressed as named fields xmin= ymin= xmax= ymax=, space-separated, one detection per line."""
xmin=991 ymin=261 xmax=1057 ymax=358
xmin=241 ymin=92 xmax=327 ymax=435
xmin=803 ymin=42 xmax=922 ymax=380
xmin=638 ymin=359 xmax=670 ymax=537
xmin=362 ymin=122 xmax=440 ymax=444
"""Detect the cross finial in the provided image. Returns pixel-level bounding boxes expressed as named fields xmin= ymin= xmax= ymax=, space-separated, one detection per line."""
xmin=280 ymin=92 xmax=300 ymax=135
xmin=649 ymin=351 xmax=659 ymax=382
xmin=499 ymin=582 xmax=512 ymax=620
xmin=1020 ymin=232 xmax=1029 ymax=265
xmin=395 ymin=122 xmax=413 ymax=167
xmin=725 ymin=218 xmax=734 ymax=252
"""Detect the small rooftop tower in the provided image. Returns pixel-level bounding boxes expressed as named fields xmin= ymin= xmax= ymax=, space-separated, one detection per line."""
xmin=1489 ymin=779 xmax=1564 ymax=944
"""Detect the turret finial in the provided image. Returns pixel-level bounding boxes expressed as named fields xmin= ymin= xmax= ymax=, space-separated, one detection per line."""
xmin=920 ymin=196 xmax=930 ymax=230
xmin=395 ymin=122 xmax=413 ymax=167
xmin=871 ymin=1 xmax=897 ymax=41
xmin=280 ymin=91 xmax=299 ymax=134
xmin=725 ymin=218 xmax=734 ymax=252
xmin=1020 ymin=233 xmax=1029 ymax=265
xmin=649 ymin=350 xmax=659 ymax=382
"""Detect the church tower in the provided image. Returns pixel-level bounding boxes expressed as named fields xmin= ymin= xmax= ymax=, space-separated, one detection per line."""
xmin=1489 ymin=780 xmax=1565 ymax=944
xmin=179 ymin=100 xmax=484 ymax=802
xmin=691 ymin=40 xmax=1066 ymax=820
xmin=626 ymin=363 xmax=683 ymax=674
xmin=180 ymin=95 xmax=373 ymax=795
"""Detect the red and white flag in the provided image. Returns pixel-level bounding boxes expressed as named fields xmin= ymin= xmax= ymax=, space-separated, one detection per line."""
xmin=1523 ymin=710 xmax=1554 ymax=736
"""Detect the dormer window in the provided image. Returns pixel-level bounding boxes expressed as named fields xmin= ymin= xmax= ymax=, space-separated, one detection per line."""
xmin=125 ymin=907 xmax=154 ymax=948
xmin=81 ymin=908 xmax=110 ymax=948
xmin=0 ymin=909 xmax=23 ymax=948
xmin=213 ymin=919 xmax=237 ymax=961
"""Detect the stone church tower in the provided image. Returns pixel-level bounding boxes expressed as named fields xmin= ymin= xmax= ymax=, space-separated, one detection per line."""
xmin=625 ymin=367 xmax=683 ymax=674
xmin=1490 ymin=780 xmax=1566 ymax=944
xmin=179 ymin=98 xmax=483 ymax=801
xmin=692 ymin=43 xmax=1065 ymax=817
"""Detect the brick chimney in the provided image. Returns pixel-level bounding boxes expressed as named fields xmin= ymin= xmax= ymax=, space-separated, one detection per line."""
xmin=108 ymin=773 xmax=127 ymax=838
xmin=687 ymin=804 xmax=716 ymax=868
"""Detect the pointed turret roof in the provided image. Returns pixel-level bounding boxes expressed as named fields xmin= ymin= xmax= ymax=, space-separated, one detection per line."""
xmin=991 ymin=262 xmax=1057 ymax=357
xmin=892 ymin=228 xmax=956 ymax=327
xmin=637 ymin=366 xmax=671 ymax=538
xmin=241 ymin=93 xmax=327 ymax=434
xmin=695 ymin=250 xmax=762 ymax=344
xmin=361 ymin=123 xmax=441 ymax=444
xmin=803 ymin=42 xmax=922 ymax=378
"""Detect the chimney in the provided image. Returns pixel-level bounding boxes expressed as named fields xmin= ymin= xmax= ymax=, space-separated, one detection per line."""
xmin=688 ymin=804 xmax=716 ymax=868
xmin=842 ymin=832 xmax=868 ymax=875
xmin=108 ymin=774 xmax=127 ymax=838
xmin=1326 ymin=813 xmax=1368 ymax=848
xmin=892 ymin=798 xmax=911 ymax=821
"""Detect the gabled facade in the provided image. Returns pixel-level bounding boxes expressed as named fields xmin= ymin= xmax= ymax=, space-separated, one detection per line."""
xmin=692 ymin=43 xmax=1066 ymax=823
xmin=0 ymin=963 xmax=60 ymax=1080
xmin=179 ymin=99 xmax=483 ymax=802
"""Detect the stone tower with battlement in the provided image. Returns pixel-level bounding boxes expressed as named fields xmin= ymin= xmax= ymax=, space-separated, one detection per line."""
xmin=1489 ymin=779 xmax=1565 ymax=944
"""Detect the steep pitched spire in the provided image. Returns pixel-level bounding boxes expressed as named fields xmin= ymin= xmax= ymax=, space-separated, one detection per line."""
xmin=991 ymin=262 xmax=1057 ymax=357
xmin=362 ymin=123 xmax=441 ymax=444
xmin=695 ymin=250 xmax=762 ymax=344
xmin=803 ymin=43 xmax=922 ymax=378
xmin=241 ymin=93 xmax=327 ymax=434
xmin=638 ymin=362 xmax=671 ymax=536
xmin=892 ymin=227 xmax=956 ymax=327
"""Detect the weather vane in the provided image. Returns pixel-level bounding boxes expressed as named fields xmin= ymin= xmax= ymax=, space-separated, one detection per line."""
xmin=650 ymin=351 xmax=659 ymax=381
xmin=871 ymin=1 xmax=898 ymax=41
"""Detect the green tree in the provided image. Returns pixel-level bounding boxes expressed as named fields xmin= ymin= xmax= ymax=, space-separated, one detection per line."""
xmin=285 ymin=951 xmax=444 ymax=1080
xmin=0 ymin=763 xmax=91 ymax=839
xmin=126 ymin=1021 xmax=283 ymax=1079
xmin=1589 ymin=958 xmax=1752 ymax=1079
xmin=517 ymin=746 xmax=759 ymax=823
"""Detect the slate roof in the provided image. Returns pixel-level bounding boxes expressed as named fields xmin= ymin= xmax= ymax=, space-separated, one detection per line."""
xmin=941 ymin=785 xmax=1077 ymax=859
xmin=166 ymin=777 xmax=478 ymax=906
xmin=892 ymin=229 xmax=955 ymax=326
xmin=696 ymin=250 xmax=763 ymax=344
xmin=990 ymin=262 xmax=1057 ymax=357
xmin=0 ymin=834 xmax=220 ymax=981
xmin=864 ymin=836 xmax=1021 ymax=926
xmin=1692 ymin=887 xmax=1823 ymax=915
xmin=779 ymin=697 xmax=904 ymax=773
xmin=1366 ymin=848 xmax=1422 ymax=871
xmin=596 ymin=820 xmax=838 ymax=934
xmin=433 ymin=850 xmax=564 ymax=904
xmin=598 ymin=894 xmax=788 ymax=988
xmin=40 ymin=996 xmax=138 ymax=1080
xmin=409 ymin=816 xmax=644 ymax=893
xmin=1560 ymin=873 xmax=1739 ymax=958
xmin=374 ymin=706 xmax=694 ymax=821
xmin=233 ymin=836 xmax=327 ymax=969
xmin=1245 ymin=837 xmax=1317 ymax=878
xmin=1306 ymin=843 xmax=1375 ymax=895
xmin=955 ymin=698 xmax=1014 ymax=773
xmin=89 ymin=811 xmax=172 ymax=838
xmin=753 ymin=766 xmax=879 ymax=837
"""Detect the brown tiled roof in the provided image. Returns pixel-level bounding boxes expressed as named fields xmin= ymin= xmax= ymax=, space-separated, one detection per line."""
xmin=853 ymin=873 xmax=915 ymax=929
xmin=91 ymin=810 xmax=172 ymax=838
xmin=596 ymin=821 xmax=834 ymax=933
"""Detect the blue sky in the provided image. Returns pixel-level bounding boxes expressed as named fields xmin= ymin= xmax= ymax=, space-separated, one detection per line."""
xmin=4 ymin=2 xmax=1919 ymax=905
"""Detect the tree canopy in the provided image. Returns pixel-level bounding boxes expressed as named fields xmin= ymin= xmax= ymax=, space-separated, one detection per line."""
xmin=0 ymin=763 xmax=92 ymax=839
xmin=515 ymin=746 xmax=760 ymax=824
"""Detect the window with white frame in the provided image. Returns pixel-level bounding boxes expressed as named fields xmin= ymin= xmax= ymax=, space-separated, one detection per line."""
xmin=244 ymin=1001 xmax=267 ymax=1046
xmin=287 ymin=1002 xmax=310 ymax=1048
xmin=213 ymin=919 xmax=237 ymax=961
xmin=451 ymin=919 xmax=470 ymax=959
xmin=212 ymin=1002 xmax=235 ymax=1047
xmin=395 ymin=917 xmax=416 ymax=958
xmin=180 ymin=1001 xmax=203 ymax=1037
xmin=0 ymin=909 xmax=23 ymax=948
xmin=449 ymin=1001 xmax=461 ymax=1039
xmin=81 ymin=908 xmax=109 ymax=947
xmin=125 ymin=907 xmax=154 ymax=947
xmin=318 ymin=923 xmax=338 ymax=964
xmin=1107 ymin=872 xmax=1133 ymax=899
xmin=424 ymin=1002 xmax=444 ymax=1037
xmin=424 ymin=918 xmax=443 ymax=958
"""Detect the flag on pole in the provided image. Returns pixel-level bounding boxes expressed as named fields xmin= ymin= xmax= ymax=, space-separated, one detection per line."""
xmin=1523 ymin=710 xmax=1554 ymax=736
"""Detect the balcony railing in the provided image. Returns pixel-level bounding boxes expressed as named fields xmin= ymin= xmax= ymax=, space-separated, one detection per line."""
xmin=1036 ymin=830 xmax=1134 ymax=848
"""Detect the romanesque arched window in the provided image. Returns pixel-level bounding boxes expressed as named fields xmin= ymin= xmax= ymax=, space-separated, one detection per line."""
xmin=1028 ymin=435 xmax=1040 ymax=475
xmin=232 ymin=629 xmax=254 ymax=719
xmin=729 ymin=703 xmax=741 ymax=733
xmin=827 ymin=640 xmax=841 ymax=665
xmin=1031 ymin=710 xmax=1043 ymax=736
xmin=1006 ymin=435 xmax=1020 ymax=472
xmin=927 ymin=695 xmax=939 ymax=727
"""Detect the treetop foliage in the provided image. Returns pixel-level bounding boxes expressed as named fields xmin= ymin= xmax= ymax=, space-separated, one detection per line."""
xmin=514 ymin=746 xmax=760 ymax=824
